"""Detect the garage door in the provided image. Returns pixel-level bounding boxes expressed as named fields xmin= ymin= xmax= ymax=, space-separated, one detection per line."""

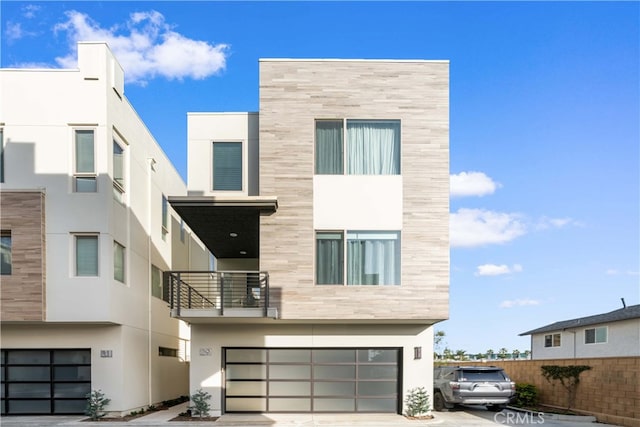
xmin=1 ymin=349 xmax=91 ymax=415
xmin=224 ymin=348 xmax=400 ymax=413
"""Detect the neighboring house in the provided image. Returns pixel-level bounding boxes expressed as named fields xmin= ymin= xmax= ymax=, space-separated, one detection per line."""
xmin=0 ymin=42 xmax=210 ymax=415
xmin=168 ymin=58 xmax=450 ymax=415
xmin=520 ymin=304 xmax=640 ymax=360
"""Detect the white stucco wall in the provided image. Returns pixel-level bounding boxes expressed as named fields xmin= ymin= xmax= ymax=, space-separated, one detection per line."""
xmin=0 ymin=42 xmax=208 ymax=412
xmin=187 ymin=112 xmax=259 ymax=196
xmin=190 ymin=323 xmax=434 ymax=416
xmin=313 ymin=176 xmax=402 ymax=230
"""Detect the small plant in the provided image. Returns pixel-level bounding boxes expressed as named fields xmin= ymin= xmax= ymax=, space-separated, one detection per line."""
xmin=514 ymin=383 xmax=539 ymax=408
xmin=85 ymin=389 xmax=111 ymax=420
xmin=405 ymin=387 xmax=430 ymax=417
xmin=189 ymin=388 xmax=212 ymax=418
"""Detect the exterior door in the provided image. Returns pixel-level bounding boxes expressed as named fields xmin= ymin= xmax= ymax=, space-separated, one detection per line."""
xmin=224 ymin=347 xmax=400 ymax=413
xmin=1 ymin=349 xmax=91 ymax=415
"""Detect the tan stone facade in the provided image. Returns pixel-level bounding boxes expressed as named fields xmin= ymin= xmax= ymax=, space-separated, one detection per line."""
xmin=258 ymin=60 xmax=449 ymax=322
xmin=1 ymin=190 xmax=46 ymax=321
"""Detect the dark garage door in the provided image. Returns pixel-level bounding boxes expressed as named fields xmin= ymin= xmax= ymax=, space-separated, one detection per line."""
xmin=224 ymin=348 xmax=401 ymax=413
xmin=1 ymin=349 xmax=91 ymax=415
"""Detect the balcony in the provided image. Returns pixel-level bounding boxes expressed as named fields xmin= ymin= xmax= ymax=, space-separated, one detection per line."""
xmin=165 ymin=271 xmax=277 ymax=321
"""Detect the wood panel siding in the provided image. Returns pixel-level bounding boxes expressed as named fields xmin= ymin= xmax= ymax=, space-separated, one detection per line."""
xmin=0 ymin=191 xmax=46 ymax=321
xmin=258 ymin=60 xmax=449 ymax=322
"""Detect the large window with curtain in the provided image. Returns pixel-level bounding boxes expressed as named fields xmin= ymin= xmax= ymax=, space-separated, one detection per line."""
xmin=316 ymin=231 xmax=400 ymax=286
xmin=74 ymin=130 xmax=96 ymax=192
xmin=75 ymin=234 xmax=98 ymax=277
xmin=315 ymin=120 xmax=400 ymax=175
xmin=213 ymin=141 xmax=242 ymax=191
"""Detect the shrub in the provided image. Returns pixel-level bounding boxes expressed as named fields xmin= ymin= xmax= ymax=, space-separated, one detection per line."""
xmin=405 ymin=387 xmax=430 ymax=417
xmin=85 ymin=389 xmax=111 ymax=420
xmin=189 ymin=389 xmax=212 ymax=418
xmin=541 ymin=365 xmax=591 ymax=410
xmin=514 ymin=383 xmax=539 ymax=408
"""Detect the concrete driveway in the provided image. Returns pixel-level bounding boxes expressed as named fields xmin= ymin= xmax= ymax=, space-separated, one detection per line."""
xmin=0 ymin=406 xmax=623 ymax=427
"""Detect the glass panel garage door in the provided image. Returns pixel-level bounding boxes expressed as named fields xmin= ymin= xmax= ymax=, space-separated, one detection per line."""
xmin=224 ymin=348 xmax=400 ymax=413
xmin=1 ymin=349 xmax=91 ymax=415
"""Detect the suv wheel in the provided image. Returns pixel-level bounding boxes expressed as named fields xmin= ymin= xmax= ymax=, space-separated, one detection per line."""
xmin=433 ymin=391 xmax=446 ymax=412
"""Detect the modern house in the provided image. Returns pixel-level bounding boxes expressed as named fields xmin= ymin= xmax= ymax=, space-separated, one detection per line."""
xmin=520 ymin=304 xmax=640 ymax=360
xmin=168 ymin=58 xmax=450 ymax=415
xmin=0 ymin=42 xmax=211 ymax=415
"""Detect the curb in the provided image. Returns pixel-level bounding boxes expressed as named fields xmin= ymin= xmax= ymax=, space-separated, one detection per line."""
xmin=506 ymin=406 xmax=597 ymax=423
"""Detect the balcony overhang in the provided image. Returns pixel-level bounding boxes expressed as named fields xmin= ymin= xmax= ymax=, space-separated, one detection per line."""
xmin=169 ymin=196 xmax=277 ymax=258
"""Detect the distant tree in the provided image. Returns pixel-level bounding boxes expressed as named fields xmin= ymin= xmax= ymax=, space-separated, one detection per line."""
xmin=512 ymin=349 xmax=521 ymax=359
xmin=434 ymin=330 xmax=446 ymax=359
xmin=486 ymin=349 xmax=495 ymax=359
xmin=497 ymin=348 xmax=509 ymax=359
xmin=443 ymin=348 xmax=453 ymax=360
xmin=523 ymin=350 xmax=531 ymax=359
xmin=476 ymin=353 xmax=485 ymax=360
xmin=454 ymin=349 xmax=467 ymax=361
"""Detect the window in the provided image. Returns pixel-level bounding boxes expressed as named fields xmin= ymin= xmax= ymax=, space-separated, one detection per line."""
xmin=213 ymin=141 xmax=242 ymax=191
xmin=1 ymin=128 xmax=4 ymax=183
xmin=161 ymin=195 xmax=168 ymax=240
xmin=74 ymin=130 xmax=96 ymax=192
xmin=180 ymin=219 xmax=186 ymax=243
xmin=113 ymin=241 xmax=125 ymax=283
xmin=315 ymin=231 xmax=400 ymax=286
xmin=1 ymin=230 xmax=11 ymax=275
xmin=544 ymin=333 xmax=561 ymax=348
xmin=316 ymin=232 xmax=344 ymax=285
xmin=151 ymin=264 xmax=169 ymax=302
xmin=315 ymin=120 xmax=400 ymax=175
xmin=158 ymin=347 xmax=178 ymax=357
xmin=585 ymin=327 xmax=607 ymax=344
xmin=112 ymin=139 xmax=125 ymax=201
xmin=75 ymin=235 xmax=98 ymax=276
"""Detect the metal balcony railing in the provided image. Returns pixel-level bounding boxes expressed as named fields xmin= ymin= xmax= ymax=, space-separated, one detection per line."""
xmin=165 ymin=271 xmax=269 ymax=317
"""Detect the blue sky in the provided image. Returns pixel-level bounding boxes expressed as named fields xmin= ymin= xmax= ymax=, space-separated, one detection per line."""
xmin=2 ymin=1 xmax=638 ymax=354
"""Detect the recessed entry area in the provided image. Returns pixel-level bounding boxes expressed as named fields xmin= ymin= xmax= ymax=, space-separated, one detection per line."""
xmin=223 ymin=347 xmax=400 ymax=413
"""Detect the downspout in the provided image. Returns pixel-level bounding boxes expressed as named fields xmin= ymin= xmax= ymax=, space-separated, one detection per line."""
xmin=147 ymin=158 xmax=156 ymax=407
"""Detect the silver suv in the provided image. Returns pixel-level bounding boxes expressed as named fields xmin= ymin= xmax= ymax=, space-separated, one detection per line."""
xmin=433 ymin=366 xmax=515 ymax=412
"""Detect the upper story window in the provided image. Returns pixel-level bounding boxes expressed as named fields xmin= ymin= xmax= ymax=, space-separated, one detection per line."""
xmin=544 ymin=333 xmax=561 ymax=347
xmin=585 ymin=326 xmax=607 ymax=344
xmin=212 ymin=141 xmax=242 ymax=191
xmin=315 ymin=119 xmax=401 ymax=175
xmin=316 ymin=230 xmax=400 ymax=286
xmin=113 ymin=241 xmax=125 ymax=283
xmin=113 ymin=139 xmax=125 ymax=201
xmin=74 ymin=130 xmax=97 ymax=192
xmin=161 ymin=195 xmax=169 ymax=240
xmin=1 ymin=230 xmax=11 ymax=275
xmin=75 ymin=234 xmax=98 ymax=277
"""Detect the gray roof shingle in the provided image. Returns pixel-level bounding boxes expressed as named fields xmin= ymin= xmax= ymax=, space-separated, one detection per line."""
xmin=520 ymin=304 xmax=640 ymax=336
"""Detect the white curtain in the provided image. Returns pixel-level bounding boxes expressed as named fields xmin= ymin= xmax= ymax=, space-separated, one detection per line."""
xmin=347 ymin=121 xmax=400 ymax=175
xmin=347 ymin=232 xmax=399 ymax=285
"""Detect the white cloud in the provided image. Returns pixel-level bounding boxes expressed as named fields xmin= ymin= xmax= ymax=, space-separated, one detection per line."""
xmin=475 ymin=263 xmax=523 ymax=276
xmin=500 ymin=298 xmax=540 ymax=309
xmin=22 ymin=4 xmax=41 ymax=19
xmin=450 ymin=208 xmax=527 ymax=248
xmin=53 ymin=10 xmax=229 ymax=85
xmin=4 ymin=22 xmax=37 ymax=42
xmin=536 ymin=216 xmax=584 ymax=230
xmin=450 ymin=171 xmax=501 ymax=197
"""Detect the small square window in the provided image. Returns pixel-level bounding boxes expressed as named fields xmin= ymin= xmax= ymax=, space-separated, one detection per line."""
xmin=74 ymin=130 xmax=97 ymax=192
xmin=75 ymin=235 xmax=98 ymax=276
xmin=585 ymin=327 xmax=607 ymax=344
xmin=213 ymin=142 xmax=242 ymax=191
xmin=1 ymin=230 xmax=11 ymax=275
xmin=114 ymin=241 xmax=125 ymax=283
xmin=544 ymin=333 xmax=561 ymax=348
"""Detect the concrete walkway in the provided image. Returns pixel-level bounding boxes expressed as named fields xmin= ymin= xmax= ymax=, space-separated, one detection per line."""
xmin=0 ymin=406 xmax=624 ymax=427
